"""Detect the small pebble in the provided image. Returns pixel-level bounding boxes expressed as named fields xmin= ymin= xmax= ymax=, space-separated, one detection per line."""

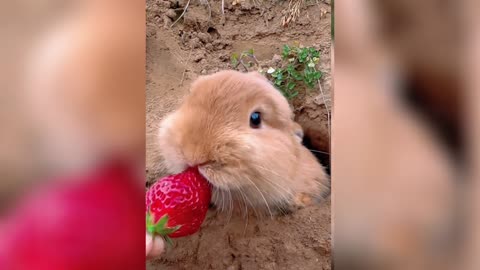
xmin=193 ymin=52 xmax=205 ymax=62
xmin=205 ymin=43 xmax=213 ymax=51
xmin=272 ymin=54 xmax=282 ymax=64
xmin=157 ymin=0 xmax=172 ymax=8
xmin=163 ymin=15 xmax=172 ymax=29
xmin=197 ymin=32 xmax=211 ymax=43
xmin=165 ymin=9 xmax=177 ymax=19
xmin=189 ymin=37 xmax=202 ymax=49
xmin=219 ymin=53 xmax=230 ymax=62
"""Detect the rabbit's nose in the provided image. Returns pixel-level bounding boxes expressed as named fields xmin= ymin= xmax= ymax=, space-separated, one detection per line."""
xmin=182 ymin=144 xmax=212 ymax=167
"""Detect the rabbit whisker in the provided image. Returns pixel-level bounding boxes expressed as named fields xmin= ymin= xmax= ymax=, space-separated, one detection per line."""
xmin=244 ymin=175 xmax=274 ymax=219
xmin=307 ymin=149 xmax=330 ymax=155
xmin=250 ymin=164 xmax=295 ymax=201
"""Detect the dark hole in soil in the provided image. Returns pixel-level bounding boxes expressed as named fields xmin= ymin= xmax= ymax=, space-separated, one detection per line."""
xmin=207 ymin=27 xmax=220 ymax=39
xmin=302 ymin=135 xmax=331 ymax=176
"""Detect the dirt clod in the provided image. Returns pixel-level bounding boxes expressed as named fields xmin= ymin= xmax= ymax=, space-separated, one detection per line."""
xmin=192 ymin=51 xmax=205 ymax=62
xmin=156 ymin=0 xmax=172 ymax=8
xmin=197 ymin=32 xmax=212 ymax=43
xmin=189 ymin=37 xmax=202 ymax=48
xmin=272 ymin=54 xmax=282 ymax=65
xmin=204 ymin=43 xmax=213 ymax=51
xmin=165 ymin=9 xmax=177 ymax=19
xmin=163 ymin=15 xmax=172 ymax=29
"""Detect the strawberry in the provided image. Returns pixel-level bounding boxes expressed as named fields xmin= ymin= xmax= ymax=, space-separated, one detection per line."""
xmin=146 ymin=167 xmax=212 ymax=243
xmin=0 ymin=161 xmax=144 ymax=270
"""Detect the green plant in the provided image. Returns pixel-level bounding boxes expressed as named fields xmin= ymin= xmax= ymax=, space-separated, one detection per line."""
xmin=267 ymin=45 xmax=323 ymax=99
xmin=230 ymin=45 xmax=323 ymax=100
xmin=231 ymin=49 xmax=258 ymax=71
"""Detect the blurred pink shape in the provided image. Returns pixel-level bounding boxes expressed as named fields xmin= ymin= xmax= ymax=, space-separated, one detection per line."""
xmin=0 ymin=161 xmax=144 ymax=270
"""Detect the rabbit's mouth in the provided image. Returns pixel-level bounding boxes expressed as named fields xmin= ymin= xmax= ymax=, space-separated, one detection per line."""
xmin=197 ymin=165 xmax=222 ymax=189
xmin=209 ymin=185 xmax=294 ymax=217
xmin=197 ymin=165 xmax=251 ymax=192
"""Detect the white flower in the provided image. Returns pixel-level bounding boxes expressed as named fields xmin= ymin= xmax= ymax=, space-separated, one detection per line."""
xmin=308 ymin=62 xmax=315 ymax=68
xmin=267 ymin=67 xmax=275 ymax=74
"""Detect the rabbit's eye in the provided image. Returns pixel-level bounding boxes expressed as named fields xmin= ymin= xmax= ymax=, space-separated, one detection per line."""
xmin=250 ymin=112 xmax=261 ymax=128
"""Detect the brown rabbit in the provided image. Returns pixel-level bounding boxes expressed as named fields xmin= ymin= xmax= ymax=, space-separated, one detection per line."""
xmin=157 ymin=70 xmax=330 ymax=215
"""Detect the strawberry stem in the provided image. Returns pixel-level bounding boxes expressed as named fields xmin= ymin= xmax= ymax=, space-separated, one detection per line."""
xmin=164 ymin=235 xmax=174 ymax=246
xmin=146 ymin=211 xmax=182 ymax=245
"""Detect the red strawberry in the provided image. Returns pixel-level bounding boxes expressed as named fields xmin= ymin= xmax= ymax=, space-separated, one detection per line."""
xmin=146 ymin=167 xmax=212 ymax=243
xmin=0 ymin=161 xmax=144 ymax=270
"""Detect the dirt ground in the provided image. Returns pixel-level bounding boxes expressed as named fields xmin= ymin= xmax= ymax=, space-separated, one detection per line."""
xmin=146 ymin=0 xmax=332 ymax=269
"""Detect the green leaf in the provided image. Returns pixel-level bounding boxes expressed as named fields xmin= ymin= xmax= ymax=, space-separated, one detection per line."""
xmin=282 ymin=45 xmax=291 ymax=59
xmin=247 ymin=48 xmax=254 ymax=55
xmin=286 ymin=64 xmax=295 ymax=73
xmin=146 ymin=212 xmax=154 ymax=234
xmin=298 ymin=48 xmax=308 ymax=63
xmin=156 ymin=215 xmax=169 ymax=230
xmin=146 ymin=212 xmax=160 ymax=234
xmin=164 ymin=235 xmax=174 ymax=246
xmin=287 ymin=81 xmax=296 ymax=90
xmin=158 ymin=225 xmax=181 ymax=235
xmin=276 ymin=72 xmax=283 ymax=81
xmin=305 ymin=79 xmax=315 ymax=88
xmin=231 ymin=53 xmax=239 ymax=66
xmin=291 ymin=70 xmax=302 ymax=80
xmin=272 ymin=68 xmax=284 ymax=78
xmin=146 ymin=212 xmax=181 ymax=237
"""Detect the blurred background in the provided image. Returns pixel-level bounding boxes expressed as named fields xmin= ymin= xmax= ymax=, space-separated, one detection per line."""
xmin=333 ymin=0 xmax=478 ymax=269
xmin=0 ymin=0 xmax=69 ymax=208
xmin=0 ymin=0 xmax=145 ymax=206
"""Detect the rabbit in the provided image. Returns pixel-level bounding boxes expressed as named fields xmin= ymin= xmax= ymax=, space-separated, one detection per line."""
xmin=157 ymin=70 xmax=330 ymax=216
